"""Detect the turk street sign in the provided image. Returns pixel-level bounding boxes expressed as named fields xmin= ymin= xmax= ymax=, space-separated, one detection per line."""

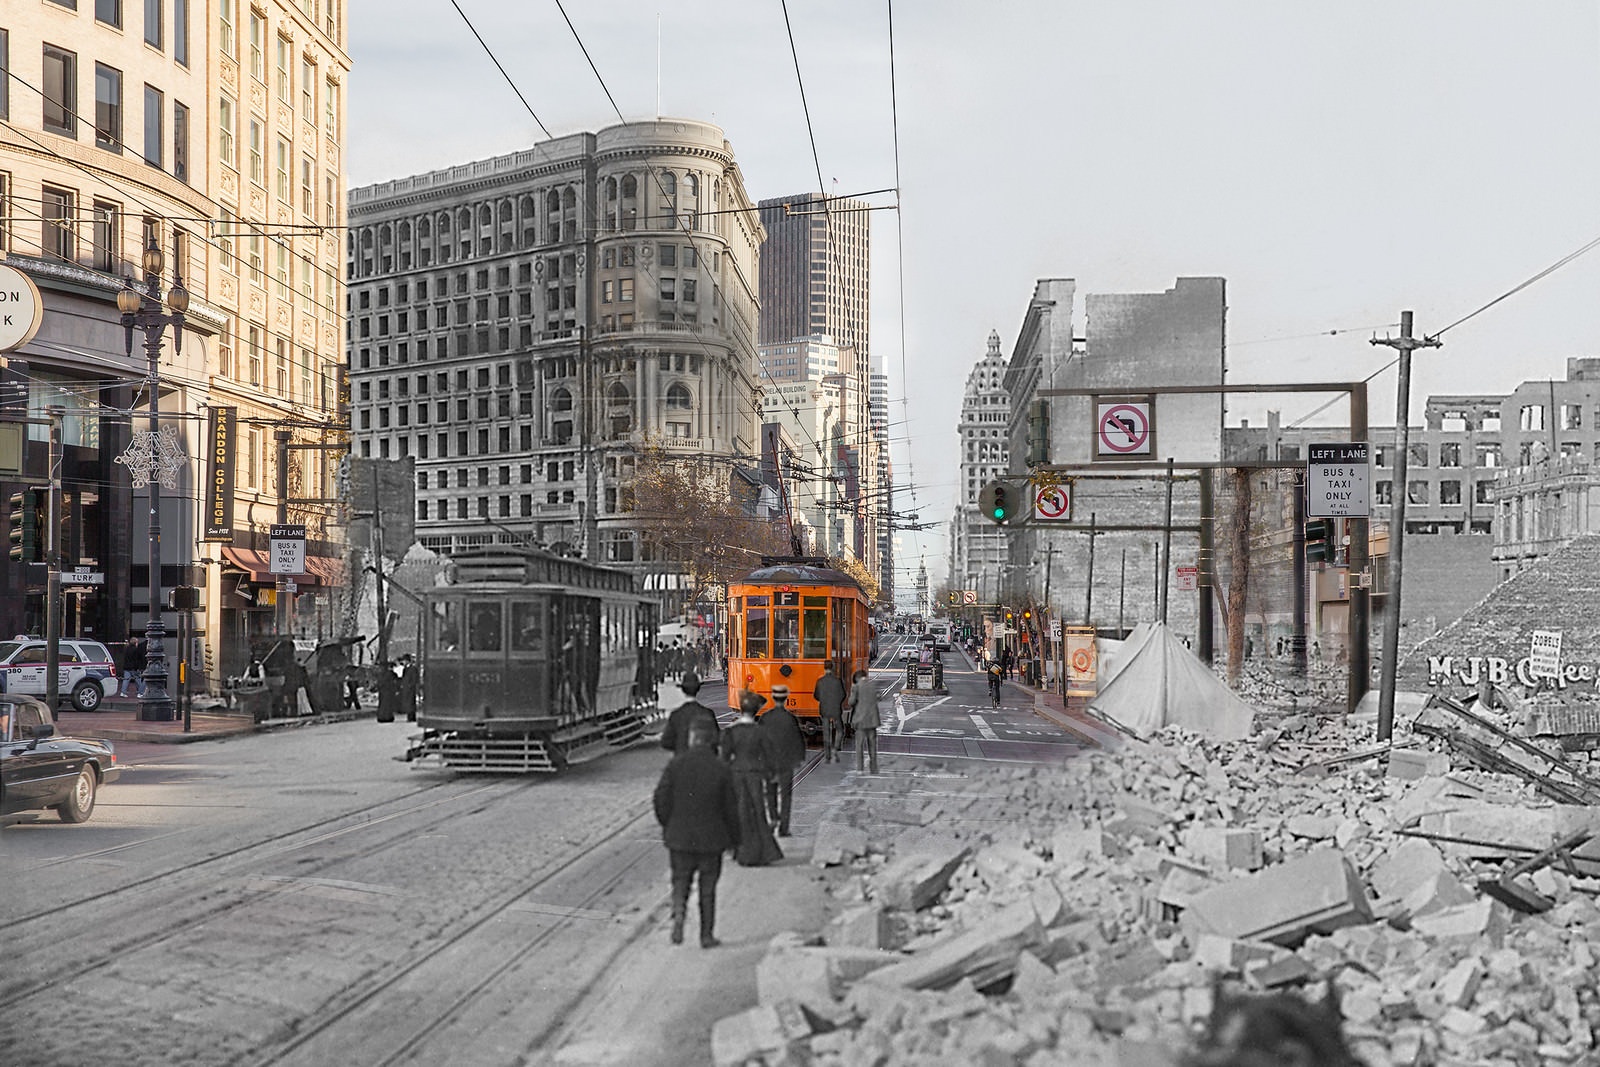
xmin=1306 ymin=442 xmax=1371 ymax=518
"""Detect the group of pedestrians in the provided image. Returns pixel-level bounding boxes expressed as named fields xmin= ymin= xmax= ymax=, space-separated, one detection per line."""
xmin=651 ymin=664 xmax=884 ymax=949
xmin=654 ymin=639 xmax=716 ymax=686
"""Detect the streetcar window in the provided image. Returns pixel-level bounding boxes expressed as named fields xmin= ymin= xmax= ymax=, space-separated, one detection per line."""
xmin=432 ymin=600 xmax=461 ymax=652
xmin=745 ymin=595 xmax=769 ymax=607
xmin=745 ymin=608 xmax=768 ymax=658
xmin=803 ymin=596 xmax=827 ymax=607
xmin=468 ymin=601 xmax=504 ymax=653
xmin=802 ymin=606 xmax=828 ymax=659
xmin=511 ymin=599 xmax=544 ymax=653
xmin=773 ymin=609 xmax=801 ymax=660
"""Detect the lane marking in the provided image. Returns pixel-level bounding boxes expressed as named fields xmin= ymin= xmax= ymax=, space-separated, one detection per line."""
xmin=968 ymin=714 xmax=1000 ymax=741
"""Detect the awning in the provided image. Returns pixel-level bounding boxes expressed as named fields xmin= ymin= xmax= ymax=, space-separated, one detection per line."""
xmin=221 ymin=546 xmax=345 ymax=587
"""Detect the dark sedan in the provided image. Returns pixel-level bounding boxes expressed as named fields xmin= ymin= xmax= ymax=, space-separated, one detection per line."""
xmin=1 ymin=697 xmax=120 ymax=824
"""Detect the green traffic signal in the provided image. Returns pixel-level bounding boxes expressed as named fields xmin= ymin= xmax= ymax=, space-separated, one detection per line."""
xmin=982 ymin=480 xmax=1015 ymax=525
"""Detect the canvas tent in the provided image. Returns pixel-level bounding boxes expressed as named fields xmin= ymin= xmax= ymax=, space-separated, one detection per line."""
xmin=1088 ymin=622 xmax=1257 ymax=741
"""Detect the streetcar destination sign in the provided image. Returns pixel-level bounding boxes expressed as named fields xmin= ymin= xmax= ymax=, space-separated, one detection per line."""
xmin=1306 ymin=442 xmax=1370 ymax=518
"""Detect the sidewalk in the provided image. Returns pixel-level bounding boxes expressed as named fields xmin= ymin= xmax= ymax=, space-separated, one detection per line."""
xmin=1021 ymin=678 xmax=1127 ymax=750
xmin=56 ymin=696 xmax=260 ymax=744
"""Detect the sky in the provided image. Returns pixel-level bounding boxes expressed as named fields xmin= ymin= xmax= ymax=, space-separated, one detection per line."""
xmin=349 ymin=1 xmax=1600 ymax=587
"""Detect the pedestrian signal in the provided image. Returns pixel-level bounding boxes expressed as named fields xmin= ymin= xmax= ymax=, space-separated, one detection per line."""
xmin=981 ymin=480 xmax=1018 ymax=525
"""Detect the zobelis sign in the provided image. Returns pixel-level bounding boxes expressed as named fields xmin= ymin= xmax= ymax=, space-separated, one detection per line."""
xmin=0 ymin=264 xmax=45 ymax=353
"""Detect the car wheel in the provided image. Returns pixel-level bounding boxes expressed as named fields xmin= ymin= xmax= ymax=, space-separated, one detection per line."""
xmin=72 ymin=680 xmax=103 ymax=712
xmin=58 ymin=766 xmax=98 ymax=823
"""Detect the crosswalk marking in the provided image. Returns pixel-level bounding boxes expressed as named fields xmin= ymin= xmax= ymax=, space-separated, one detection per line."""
xmin=967 ymin=714 xmax=1000 ymax=741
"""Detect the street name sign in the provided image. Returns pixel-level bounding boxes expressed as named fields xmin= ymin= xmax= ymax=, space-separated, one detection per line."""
xmin=1306 ymin=442 xmax=1370 ymax=518
xmin=269 ymin=523 xmax=307 ymax=575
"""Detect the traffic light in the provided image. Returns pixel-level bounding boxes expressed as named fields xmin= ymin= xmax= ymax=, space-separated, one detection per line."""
xmin=1305 ymin=519 xmax=1331 ymax=563
xmin=1026 ymin=400 xmax=1051 ymax=467
xmin=1023 ymin=610 xmax=1032 ymax=622
xmin=981 ymin=480 xmax=1018 ymax=525
xmin=8 ymin=490 xmax=39 ymax=563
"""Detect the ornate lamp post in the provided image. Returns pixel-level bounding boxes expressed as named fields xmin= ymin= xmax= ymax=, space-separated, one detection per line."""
xmin=117 ymin=242 xmax=188 ymax=722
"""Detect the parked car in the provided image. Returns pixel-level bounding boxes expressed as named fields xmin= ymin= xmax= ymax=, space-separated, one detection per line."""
xmin=1 ymin=696 xmax=120 ymax=823
xmin=0 ymin=638 xmax=119 ymax=711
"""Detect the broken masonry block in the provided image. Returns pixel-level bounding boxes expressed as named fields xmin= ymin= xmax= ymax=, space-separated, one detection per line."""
xmin=860 ymin=899 xmax=1043 ymax=992
xmin=1388 ymin=748 xmax=1451 ymax=780
xmin=826 ymin=905 xmax=890 ymax=951
xmin=1410 ymin=898 xmax=1510 ymax=947
xmin=1181 ymin=848 xmax=1374 ymax=946
xmin=873 ymin=843 xmax=971 ymax=911
xmin=1181 ymin=826 xmax=1264 ymax=871
xmin=710 ymin=1001 xmax=814 ymax=1067
xmin=1370 ymin=839 xmax=1448 ymax=902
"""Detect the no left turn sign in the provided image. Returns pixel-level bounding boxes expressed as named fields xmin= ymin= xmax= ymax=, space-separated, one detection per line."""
xmin=1096 ymin=400 xmax=1153 ymax=457
xmin=1034 ymin=484 xmax=1071 ymax=521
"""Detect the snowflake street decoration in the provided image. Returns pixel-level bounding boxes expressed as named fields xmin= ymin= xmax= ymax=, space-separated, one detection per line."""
xmin=116 ymin=425 xmax=185 ymax=490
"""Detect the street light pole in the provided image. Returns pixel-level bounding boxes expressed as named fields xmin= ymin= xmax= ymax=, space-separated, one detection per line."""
xmin=119 ymin=242 xmax=188 ymax=722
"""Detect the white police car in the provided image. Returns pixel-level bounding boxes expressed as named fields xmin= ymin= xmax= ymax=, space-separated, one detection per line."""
xmin=0 ymin=638 xmax=119 ymax=712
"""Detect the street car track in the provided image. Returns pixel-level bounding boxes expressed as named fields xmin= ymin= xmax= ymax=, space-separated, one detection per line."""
xmin=0 ymin=776 xmax=550 ymax=1006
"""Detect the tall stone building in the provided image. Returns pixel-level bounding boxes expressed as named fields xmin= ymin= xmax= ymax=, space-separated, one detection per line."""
xmin=0 ymin=1 xmax=350 ymax=682
xmin=345 ymin=120 xmax=764 ymax=592
xmin=948 ymin=331 xmax=1013 ymax=604
xmin=758 ymin=192 xmax=879 ymax=591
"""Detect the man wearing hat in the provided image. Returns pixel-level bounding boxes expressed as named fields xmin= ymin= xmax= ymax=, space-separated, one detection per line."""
xmin=659 ymin=671 xmax=721 ymax=755
xmin=758 ymin=685 xmax=807 ymax=837
xmin=653 ymin=723 xmax=741 ymax=947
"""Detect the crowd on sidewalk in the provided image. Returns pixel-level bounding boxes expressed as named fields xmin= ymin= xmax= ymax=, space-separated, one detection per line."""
xmin=651 ymin=663 xmax=885 ymax=950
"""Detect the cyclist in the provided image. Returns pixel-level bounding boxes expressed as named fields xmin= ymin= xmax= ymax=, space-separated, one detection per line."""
xmin=987 ymin=660 xmax=1003 ymax=707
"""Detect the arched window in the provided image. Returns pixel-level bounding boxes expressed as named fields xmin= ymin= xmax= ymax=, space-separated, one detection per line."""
xmin=606 ymin=177 xmax=618 ymax=200
xmin=417 ymin=217 xmax=431 ymax=239
xmin=551 ymin=387 xmax=573 ymax=412
xmin=666 ymin=383 xmax=693 ymax=410
xmin=498 ymin=199 xmax=514 ymax=226
xmin=608 ymin=382 xmax=631 ymax=406
xmin=547 ymin=189 xmax=561 ymax=214
xmin=456 ymin=208 xmax=471 ymax=231
xmin=378 ymin=223 xmax=392 ymax=245
xmin=479 ymin=204 xmax=492 ymax=229
xmin=660 ymin=172 xmax=676 ymax=197
xmin=685 ymin=174 xmax=698 ymax=198
xmin=561 ymin=187 xmax=576 ymax=210
xmin=438 ymin=213 xmax=451 ymax=235
xmin=398 ymin=221 xmax=411 ymax=243
xmin=621 ymin=175 xmax=637 ymax=198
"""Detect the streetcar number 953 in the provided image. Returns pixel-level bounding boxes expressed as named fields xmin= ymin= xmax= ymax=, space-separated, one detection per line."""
xmin=467 ymin=671 xmax=502 ymax=685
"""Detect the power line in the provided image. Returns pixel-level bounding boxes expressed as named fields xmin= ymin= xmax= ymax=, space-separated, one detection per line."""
xmin=1434 ymin=230 xmax=1600 ymax=337
xmin=448 ymin=0 xmax=554 ymax=139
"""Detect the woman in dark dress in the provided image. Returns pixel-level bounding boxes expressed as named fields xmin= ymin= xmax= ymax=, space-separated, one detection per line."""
xmin=723 ymin=691 xmax=783 ymax=867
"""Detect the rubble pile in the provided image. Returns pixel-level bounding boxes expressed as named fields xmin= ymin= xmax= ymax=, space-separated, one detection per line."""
xmin=713 ymin=714 xmax=1600 ymax=1067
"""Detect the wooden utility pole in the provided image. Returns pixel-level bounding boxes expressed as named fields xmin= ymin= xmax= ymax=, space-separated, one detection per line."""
xmin=1371 ymin=312 xmax=1441 ymax=740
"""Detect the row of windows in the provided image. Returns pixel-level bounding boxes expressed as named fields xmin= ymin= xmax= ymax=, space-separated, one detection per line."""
xmin=350 ymin=186 xmax=721 ymax=275
xmin=30 ymin=41 xmax=192 ymax=181
xmin=42 ymin=0 xmax=191 ymax=65
xmin=223 ymin=0 xmax=341 ymax=130
xmin=418 ymin=461 xmax=579 ymax=491
xmin=1375 ymin=480 xmax=1495 ymax=506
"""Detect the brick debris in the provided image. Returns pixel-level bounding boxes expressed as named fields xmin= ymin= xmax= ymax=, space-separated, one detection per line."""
xmin=712 ymin=708 xmax=1600 ymax=1066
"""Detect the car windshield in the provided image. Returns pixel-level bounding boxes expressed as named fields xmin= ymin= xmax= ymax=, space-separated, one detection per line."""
xmin=0 ymin=641 xmax=22 ymax=662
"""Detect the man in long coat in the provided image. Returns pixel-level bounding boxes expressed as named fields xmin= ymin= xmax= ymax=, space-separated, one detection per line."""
xmin=653 ymin=723 xmax=741 ymax=947
xmin=659 ymin=671 xmax=721 ymax=754
xmin=812 ymin=662 xmax=847 ymax=763
xmin=759 ymin=684 xmax=807 ymax=836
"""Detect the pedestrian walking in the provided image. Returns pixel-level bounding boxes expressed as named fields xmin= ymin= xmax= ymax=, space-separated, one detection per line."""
xmin=659 ymin=671 xmax=721 ymax=755
xmin=723 ymin=691 xmax=782 ymax=866
xmin=398 ymin=654 xmax=420 ymax=722
xmin=812 ymin=662 xmax=847 ymax=763
xmin=120 ymin=637 xmax=146 ymax=698
xmin=653 ymin=722 xmax=741 ymax=948
xmin=1001 ymin=646 xmax=1013 ymax=680
xmin=846 ymin=669 xmax=882 ymax=774
xmin=758 ymin=685 xmax=806 ymax=837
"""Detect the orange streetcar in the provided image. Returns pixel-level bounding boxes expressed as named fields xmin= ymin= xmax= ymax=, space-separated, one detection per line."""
xmin=726 ymin=557 xmax=871 ymax=729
